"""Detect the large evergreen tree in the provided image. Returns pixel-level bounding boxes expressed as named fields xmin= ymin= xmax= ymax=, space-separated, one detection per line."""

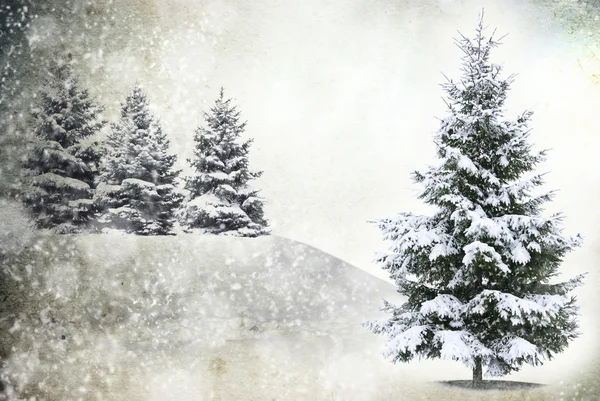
xmin=364 ymin=17 xmax=584 ymax=385
xmin=21 ymin=63 xmax=105 ymax=233
xmin=179 ymin=88 xmax=269 ymax=237
xmin=96 ymin=85 xmax=182 ymax=235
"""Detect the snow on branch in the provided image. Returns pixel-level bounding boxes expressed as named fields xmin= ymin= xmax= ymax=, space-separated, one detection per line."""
xmin=373 ymin=213 xmax=457 ymax=259
xmin=435 ymin=330 xmax=492 ymax=363
xmin=462 ymin=241 xmax=510 ymax=273
xmin=420 ymin=294 xmax=464 ymax=321
xmin=382 ymin=325 xmax=431 ymax=359
xmin=531 ymin=273 xmax=586 ymax=296
xmin=466 ymin=290 xmax=568 ymax=325
xmin=493 ymin=336 xmax=543 ymax=366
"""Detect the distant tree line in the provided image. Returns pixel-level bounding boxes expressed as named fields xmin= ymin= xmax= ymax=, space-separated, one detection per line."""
xmin=19 ymin=64 xmax=269 ymax=237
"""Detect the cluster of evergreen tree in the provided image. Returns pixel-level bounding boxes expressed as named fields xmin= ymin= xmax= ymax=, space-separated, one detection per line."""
xmin=21 ymin=65 xmax=269 ymax=237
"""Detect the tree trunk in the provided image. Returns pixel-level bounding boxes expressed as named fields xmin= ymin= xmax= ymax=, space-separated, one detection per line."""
xmin=472 ymin=357 xmax=483 ymax=387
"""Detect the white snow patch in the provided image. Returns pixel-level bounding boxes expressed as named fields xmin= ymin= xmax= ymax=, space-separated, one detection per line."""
xmin=462 ymin=241 xmax=510 ymax=273
xmin=420 ymin=294 xmax=463 ymax=320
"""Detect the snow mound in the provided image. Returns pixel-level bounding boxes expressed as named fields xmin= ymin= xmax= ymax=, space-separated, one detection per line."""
xmin=1 ymin=233 xmax=405 ymax=400
xmin=70 ymin=234 xmax=395 ymax=324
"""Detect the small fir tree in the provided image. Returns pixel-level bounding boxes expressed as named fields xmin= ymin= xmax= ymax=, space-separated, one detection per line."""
xmin=21 ymin=63 xmax=105 ymax=233
xmin=97 ymin=85 xmax=182 ymax=235
xmin=179 ymin=88 xmax=269 ymax=237
xmin=363 ymin=16 xmax=584 ymax=386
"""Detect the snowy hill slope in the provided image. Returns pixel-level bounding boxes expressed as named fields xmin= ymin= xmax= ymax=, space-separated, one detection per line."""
xmin=72 ymin=233 xmax=396 ymax=325
xmin=2 ymin=232 xmax=414 ymax=400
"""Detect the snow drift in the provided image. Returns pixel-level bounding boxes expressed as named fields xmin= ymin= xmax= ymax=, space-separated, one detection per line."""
xmin=1 ymin=230 xmax=410 ymax=400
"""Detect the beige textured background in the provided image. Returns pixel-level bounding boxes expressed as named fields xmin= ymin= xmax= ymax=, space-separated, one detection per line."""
xmin=27 ymin=0 xmax=598 ymax=278
xmin=1 ymin=0 xmax=599 ymax=398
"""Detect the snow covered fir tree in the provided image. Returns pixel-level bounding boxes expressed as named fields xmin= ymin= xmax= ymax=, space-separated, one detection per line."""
xmin=21 ymin=63 xmax=106 ymax=233
xmin=96 ymin=85 xmax=182 ymax=235
xmin=179 ymin=88 xmax=269 ymax=237
xmin=364 ymin=18 xmax=584 ymax=386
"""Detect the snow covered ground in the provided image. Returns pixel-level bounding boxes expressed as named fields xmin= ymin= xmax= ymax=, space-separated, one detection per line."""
xmin=0 ymin=205 xmax=596 ymax=400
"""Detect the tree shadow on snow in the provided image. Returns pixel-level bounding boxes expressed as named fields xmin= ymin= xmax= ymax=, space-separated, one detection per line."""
xmin=436 ymin=380 xmax=546 ymax=391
